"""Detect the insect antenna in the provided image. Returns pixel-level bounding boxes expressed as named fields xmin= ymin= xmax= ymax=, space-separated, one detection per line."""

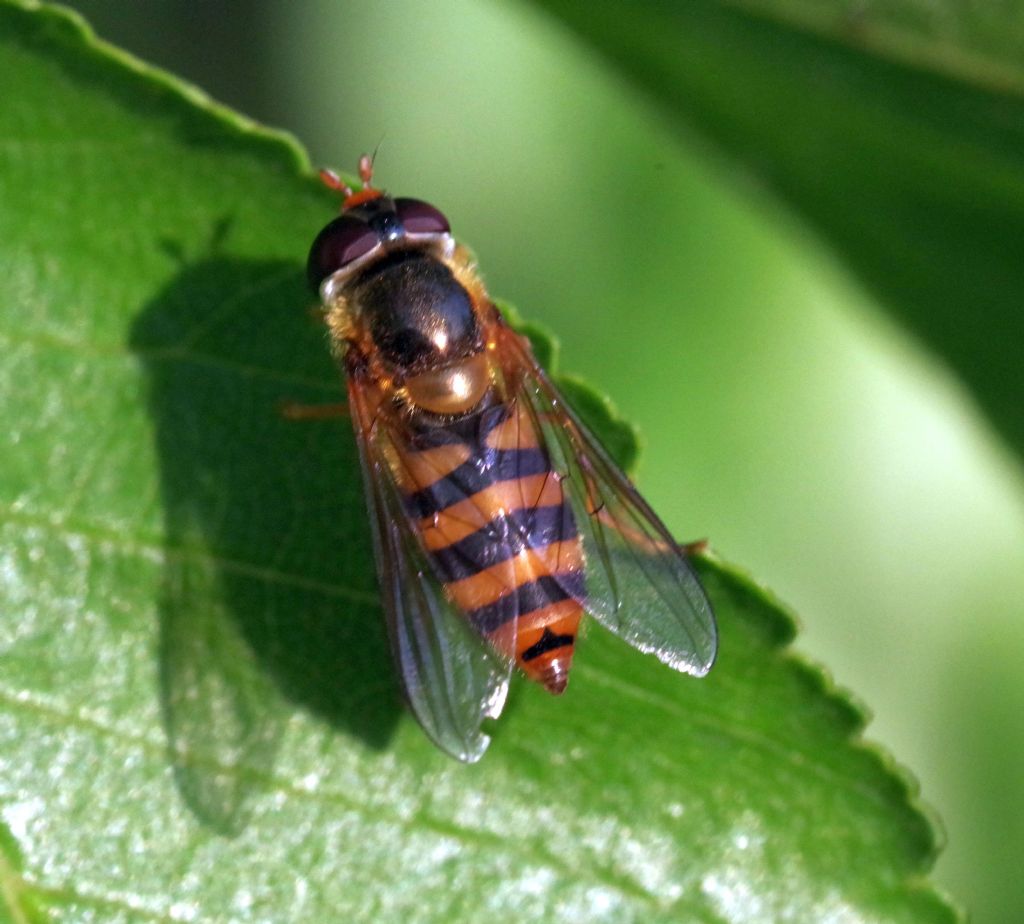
xmin=318 ymin=152 xmax=385 ymax=212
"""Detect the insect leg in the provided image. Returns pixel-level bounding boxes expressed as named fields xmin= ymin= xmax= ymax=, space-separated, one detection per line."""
xmin=278 ymin=400 xmax=350 ymax=421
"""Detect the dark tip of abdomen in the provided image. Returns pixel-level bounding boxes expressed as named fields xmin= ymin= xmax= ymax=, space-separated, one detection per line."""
xmin=538 ymin=655 xmax=571 ymax=695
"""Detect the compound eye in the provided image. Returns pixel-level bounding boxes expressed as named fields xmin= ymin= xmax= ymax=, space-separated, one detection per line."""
xmin=394 ymin=198 xmax=451 ymax=235
xmin=307 ymin=216 xmax=379 ymax=291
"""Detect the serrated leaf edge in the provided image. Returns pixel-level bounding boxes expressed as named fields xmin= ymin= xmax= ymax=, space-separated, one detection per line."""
xmin=5 ymin=0 xmax=313 ymax=176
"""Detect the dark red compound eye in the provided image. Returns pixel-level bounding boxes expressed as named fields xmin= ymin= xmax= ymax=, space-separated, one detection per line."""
xmin=306 ymin=216 xmax=380 ymax=291
xmin=394 ymin=198 xmax=451 ymax=234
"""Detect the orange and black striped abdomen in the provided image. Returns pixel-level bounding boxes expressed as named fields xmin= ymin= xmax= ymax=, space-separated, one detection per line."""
xmin=394 ymin=402 xmax=585 ymax=693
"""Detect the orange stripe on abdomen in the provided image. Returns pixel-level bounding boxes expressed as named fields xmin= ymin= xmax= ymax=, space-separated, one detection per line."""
xmin=418 ymin=472 xmax=565 ymax=548
xmin=392 ymin=442 xmax=471 ymax=493
xmin=484 ymin=401 xmax=539 ymax=450
xmin=444 ymin=539 xmax=584 ymax=610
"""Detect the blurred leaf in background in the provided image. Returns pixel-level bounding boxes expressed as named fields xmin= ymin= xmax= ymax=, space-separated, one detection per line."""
xmin=540 ymin=0 xmax=1024 ymax=461
xmin=3 ymin=0 xmax=1023 ymax=921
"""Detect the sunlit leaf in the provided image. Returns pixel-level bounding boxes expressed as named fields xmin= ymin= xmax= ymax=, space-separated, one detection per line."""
xmin=0 ymin=3 xmax=955 ymax=921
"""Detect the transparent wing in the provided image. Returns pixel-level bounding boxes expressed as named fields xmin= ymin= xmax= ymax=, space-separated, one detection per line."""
xmin=348 ymin=371 xmax=512 ymax=763
xmin=499 ymin=325 xmax=717 ymax=676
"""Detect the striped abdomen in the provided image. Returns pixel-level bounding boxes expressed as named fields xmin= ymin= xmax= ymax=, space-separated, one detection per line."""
xmin=394 ymin=401 xmax=584 ymax=693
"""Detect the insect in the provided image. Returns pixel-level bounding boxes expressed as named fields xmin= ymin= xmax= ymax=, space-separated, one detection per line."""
xmin=303 ymin=156 xmax=717 ymax=762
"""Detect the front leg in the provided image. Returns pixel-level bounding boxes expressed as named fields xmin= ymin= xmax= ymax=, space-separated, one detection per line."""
xmin=278 ymin=401 xmax=349 ymax=421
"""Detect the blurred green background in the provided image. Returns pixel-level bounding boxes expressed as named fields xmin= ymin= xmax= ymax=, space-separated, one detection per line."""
xmin=62 ymin=1 xmax=1024 ymax=920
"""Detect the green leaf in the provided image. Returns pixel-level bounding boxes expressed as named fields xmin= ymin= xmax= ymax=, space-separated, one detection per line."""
xmin=0 ymin=2 xmax=955 ymax=921
xmin=535 ymin=0 xmax=1024 ymax=464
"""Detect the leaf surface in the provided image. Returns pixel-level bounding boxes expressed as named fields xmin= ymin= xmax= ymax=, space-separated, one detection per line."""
xmin=0 ymin=4 xmax=954 ymax=921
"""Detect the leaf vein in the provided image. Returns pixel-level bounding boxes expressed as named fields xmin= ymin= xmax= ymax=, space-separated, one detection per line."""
xmin=0 ymin=837 xmax=32 ymax=924
xmin=0 ymin=681 xmax=671 ymax=912
xmin=0 ymin=328 xmax=339 ymax=392
xmin=575 ymin=662 xmax=893 ymax=808
xmin=0 ymin=502 xmax=379 ymax=606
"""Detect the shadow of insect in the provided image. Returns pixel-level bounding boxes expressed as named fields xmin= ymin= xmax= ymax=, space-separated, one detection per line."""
xmin=129 ymin=237 xmax=400 ymax=834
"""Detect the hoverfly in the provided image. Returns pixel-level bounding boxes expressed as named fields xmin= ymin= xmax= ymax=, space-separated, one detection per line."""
xmin=303 ymin=156 xmax=717 ymax=762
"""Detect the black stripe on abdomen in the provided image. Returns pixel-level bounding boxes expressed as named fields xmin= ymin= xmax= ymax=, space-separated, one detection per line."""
xmin=428 ymin=504 xmax=578 ymax=582
xmin=521 ymin=627 xmax=576 ymax=662
xmin=403 ymin=447 xmax=550 ymax=518
xmin=410 ymin=402 xmax=509 ymax=448
xmin=467 ymin=573 xmax=586 ymax=634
